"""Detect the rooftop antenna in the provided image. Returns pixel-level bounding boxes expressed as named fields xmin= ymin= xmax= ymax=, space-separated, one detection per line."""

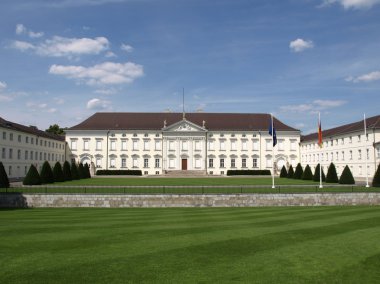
xmin=182 ymin=87 xmax=186 ymax=120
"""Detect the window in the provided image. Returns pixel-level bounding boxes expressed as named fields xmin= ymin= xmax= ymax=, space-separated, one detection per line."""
xmin=48 ymin=153 xmax=50 ymax=161
xmin=169 ymin=159 xmax=175 ymax=168
xmin=290 ymin=140 xmax=296 ymax=151
xmin=155 ymin=158 xmax=160 ymax=168
xmin=8 ymin=166 xmax=12 ymax=176
xmin=231 ymin=141 xmax=237 ymax=151
xmin=220 ymin=158 xmax=225 ymax=168
xmin=331 ymin=152 xmax=333 ymax=161
xmin=96 ymin=140 xmax=102 ymax=150
xmin=2 ymin=132 xmax=6 ymax=140
xmin=9 ymin=149 xmax=13 ymax=159
xmin=195 ymin=159 xmax=201 ymax=168
xmin=121 ymin=140 xmax=127 ymax=151
xmin=96 ymin=158 xmax=102 ymax=168
xmin=231 ymin=158 xmax=236 ymax=168
xmin=208 ymin=140 xmax=215 ymax=151
xmin=17 ymin=150 xmax=21 ymax=160
xmin=26 ymin=136 xmax=29 ymax=143
xmin=133 ymin=158 xmax=138 ymax=168
xmin=209 ymin=158 xmax=214 ymax=168
xmin=2 ymin=148 xmax=5 ymax=159
xmin=71 ymin=140 xmax=77 ymax=150
xmin=44 ymin=153 xmax=47 ymax=160
xmin=155 ymin=140 xmax=161 ymax=151
xmin=367 ymin=149 xmax=370 ymax=159
xmin=133 ymin=140 xmax=139 ymax=151
xmin=341 ymin=138 xmax=344 ymax=145
xmin=182 ymin=141 xmax=188 ymax=151
xmin=31 ymin=138 xmax=34 ymax=144
xmin=144 ymin=158 xmax=149 ymax=168
xmin=25 ymin=150 xmax=28 ymax=160
xmin=30 ymin=151 xmax=33 ymax=160
xmin=266 ymin=139 xmax=271 ymax=150
xmin=110 ymin=140 xmax=116 ymax=151
xmin=9 ymin=133 xmax=13 ymax=141
xmin=195 ymin=140 xmax=201 ymax=151
xmin=18 ymin=135 xmax=21 ymax=142
xmin=336 ymin=152 xmax=339 ymax=161
xmin=377 ymin=147 xmax=380 ymax=158
xmin=242 ymin=158 xmax=247 ymax=168
xmin=350 ymin=150 xmax=353 ymax=160
xmin=84 ymin=140 xmax=89 ymax=150
xmin=341 ymin=151 xmax=345 ymax=161
xmin=220 ymin=140 xmax=226 ymax=151
xmin=110 ymin=158 xmax=116 ymax=168
xmin=40 ymin=152 xmax=42 ymax=161
xmin=144 ymin=140 xmax=150 ymax=151
xmin=266 ymin=157 xmax=272 ymax=168
xmin=253 ymin=140 xmax=259 ymax=151
xmin=278 ymin=140 xmax=284 ymax=151
xmin=349 ymin=136 xmax=352 ymax=143
xmin=358 ymin=150 xmax=362 ymax=160
xmin=253 ymin=158 xmax=258 ymax=168
xmin=169 ymin=141 xmax=175 ymax=151
xmin=358 ymin=135 xmax=361 ymax=142
xmin=121 ymin=158 xmax=127 ymax=168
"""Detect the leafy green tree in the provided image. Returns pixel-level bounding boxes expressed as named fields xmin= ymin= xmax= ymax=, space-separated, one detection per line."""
xmin=71 ymin=162 xmax=79 ymax=180
xmin=326 ymin=163 xmax=339 ymax=183
xmin=280 ymin=165 xmax=288 ymax=178
xmin=313 ymin=164 xmax=326 ymax=182
xmin=293 ymin=163 xmax=304 ymax=179
xmin=63 ymin=161 xmax=72 ymax=181
xmin=287 ymin=165 xmax=294 ymax=178
xmin=53 ymin=162 xmax=64 ymax=182
xmin=78 ymin=163 xmax=86 ymax=179
xmin=301 ymin=164 xmax=313 ymax=180
xmin=339 ymin=165 xmax=355 ymax=185
xmin=0 ymin=162 xmax=10 ymax=188
xmin=40 ymin=161 xmax=54 ymax=184
xmin=45 ymin=124 xmax=66 ymax=135
xmin=372 ymin=164 xmax=380 ymax=187
xmin=23 ymin=164 xmax=41 ymax=185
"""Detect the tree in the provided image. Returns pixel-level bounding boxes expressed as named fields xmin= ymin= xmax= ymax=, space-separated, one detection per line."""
xmin=45 ymin=124 xmax=66 ymax=135
xmin=313 ymin=164 xmax=326 ymax=182
xmin=71 ymin=162 xmax=79 ymax=180
xmin=302 ymin=164 xmax=313 ymax=180
xmin=372 ymin=164 xmax=380 ymax=187
xmin=0 ymin=162 xmax=10 ymax=188
xmin=40 ymin=161 xmax=54 ymax=184
xmin=53 ymin=162 xmax=64 ymax=182
xmin=287 ymin=165 xmax=294 ymax=178
xmin=293 ymin=163 xmax=304 ymax=179
xmin=23 ymin=164 xmax=41 ymax=185
xmin=339 ymin=165 xmax=355 ymax=185
xmin=326 ymin=162 xmax=339 ymax=183
xmin=78 ymin=163 xmax=86 ymax=179
xmin=280 ymin=166 xmax=288 ymax=178
xmin=63 ymin=161 xmax=72 ymax=181
xmin=84 ymin=163 xmax=91 ymax=179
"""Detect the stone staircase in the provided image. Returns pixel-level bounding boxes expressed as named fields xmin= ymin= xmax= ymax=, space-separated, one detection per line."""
xmin=164 ymin=170 xmax=207 ymax=177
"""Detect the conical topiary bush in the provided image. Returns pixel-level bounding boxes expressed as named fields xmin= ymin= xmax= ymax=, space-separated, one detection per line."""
xmin=23 ymin=164 xmax=41 ymax=185
xmin=280 ymin=165 xmax=287 ymax=178
xmin=339 ymin=165 xmax=355 ymax=185
xmin=301 ymin=164 xmax=313 ymax=180
xmin=326 ymin=163 xmax=339 ymax=183
xmin=293 ymin=163 xmax=304 ymax=179
xmin=0 ymin=161 xmax=10 ymax=188
xmin=84 ymin=163 xmax=91 ymax=179
xmin=53 ymin=162 xmax=64 ymax=182
xmin=78 ymin=163 xmax=86 ymax=179
xmin=313 ymin=164 xmax=326 ymax=182
xmin=372 ymin=164 xmax=380 ymax=187
xmin=287 ymin=165 xmax=294 ymax=178
xmin=71 ymin=162 xmax=79 ymax=180
xmin=40 ymin=161 xmax=54 ymax=184
xmin=63 ymin=161 xmax=72 ymax=181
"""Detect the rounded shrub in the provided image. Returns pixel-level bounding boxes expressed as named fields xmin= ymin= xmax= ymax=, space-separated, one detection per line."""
xmin=71 ymin=162 xmax=79 ymax=180
xmin=23 ymin=164 xmax=41 ymax=185
xmin=301 ymin=164 xmax=313 ymax=180
xmin=63 ymin=161 xmax=72 ymax=181
xmin=287 ymin=165 xmax=294 ymax=178
xmin=339 ymin=165 xmax=355 ymax=185
xmin=326 ymin=163 xmax=339 ymax=183
xmin=0 ymin=161 xmax=10 ymax=188
xmin=53 ymin=162 xmax=64 ymax=182
xmin=40 ymin=161 xmax=54 ymax=184
xmin=280 ymin=166 xmax=288 ymax=178
xmin=293 ymin=163 xmax=304 ymax=179
xmin=372 ymin=164 xmax=380 ymax=187
xmin=313 ymin=164 xmax=326 ymax=182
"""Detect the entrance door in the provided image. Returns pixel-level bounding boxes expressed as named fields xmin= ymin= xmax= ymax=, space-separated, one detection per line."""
xmin=181 ymin=159 xmax=188 ymax=170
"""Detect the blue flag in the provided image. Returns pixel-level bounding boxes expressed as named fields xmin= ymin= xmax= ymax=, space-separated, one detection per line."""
xmin=268 ymin=118 xmax=277 ymax=147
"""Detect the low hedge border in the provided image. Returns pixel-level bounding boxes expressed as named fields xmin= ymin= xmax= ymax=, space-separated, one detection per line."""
xmin=96 ymin=170 xmax=142 ymax=176
xmin=227 ymin=170 xmax=271 ymax=176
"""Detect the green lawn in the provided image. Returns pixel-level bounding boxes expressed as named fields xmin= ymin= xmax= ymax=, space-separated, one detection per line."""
xmin=1 ymin=207 xmax=380 ymax=283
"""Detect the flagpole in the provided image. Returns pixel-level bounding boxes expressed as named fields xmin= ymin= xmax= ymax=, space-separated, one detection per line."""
xmin=271 ymin=114 xmax=275 ymax=189
xmin=364 ymin=113 xmax=369 ymax=188
xmin=319 ymin=112 xmax=323 ymax=189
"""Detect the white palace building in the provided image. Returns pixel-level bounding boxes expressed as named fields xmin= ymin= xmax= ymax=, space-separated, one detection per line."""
xmin=1 ymin=112 xmax=380 ymax=180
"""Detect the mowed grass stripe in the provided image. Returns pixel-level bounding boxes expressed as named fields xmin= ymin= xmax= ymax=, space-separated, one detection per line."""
xmin=1 ymin=207 xmax=380 ymax=283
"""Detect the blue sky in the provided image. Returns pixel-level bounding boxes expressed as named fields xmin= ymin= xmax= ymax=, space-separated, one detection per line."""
xmin=0 ymin=0 xmax=379 ymax=134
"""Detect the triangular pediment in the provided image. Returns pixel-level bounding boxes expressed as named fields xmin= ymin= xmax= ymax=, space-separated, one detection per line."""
xmin=163 ymin=119 xmax=206 ymax=132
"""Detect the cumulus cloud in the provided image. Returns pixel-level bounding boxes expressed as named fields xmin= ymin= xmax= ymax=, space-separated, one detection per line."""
xmin=289 ymin=38 xmax=314 ymax=52
xmin=320 ymin=0 xmax=380 ymax=9
xmin=0 ymin=81 xmax=7 ymax=89
xmin=26 ymin=101 xmax=58 ymax=113
xmin=105 ymin=51 xmax=117 ymax=58
xmin=16 ymin=24 xmax=27 ymax=35
xmin=49 ymin=61 xmax=144 ymax=86
xmin=0 ymin=81 xmax=12 ymax=102
xmin=86 ymin=98 xmax=111 ymax=110
xmin=280 ymin=100 xmax=346 ymax=113
xmin=15 ymin=24 xmax=44 ymax=38
xmin=121 ymin=44 xmax=134 ymax=53
xmin=11 ymin=36 xmax=109 ymax=58
xmin=345 ymin=71 xmax=380 ymax=83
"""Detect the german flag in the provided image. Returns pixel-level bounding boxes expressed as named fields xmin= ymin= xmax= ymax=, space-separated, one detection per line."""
xmin=318 ymin=113 xmax=323 ymax=148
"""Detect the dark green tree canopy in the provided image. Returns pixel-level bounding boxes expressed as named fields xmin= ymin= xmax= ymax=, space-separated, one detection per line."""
xmin=45 ymin=124 xmax=66 ymax=135
xmin=326 ymin=163 xmax=339 ymax=183
xmin=372 ymin=164 xmax=380 ymax=187
xmin=301 ymin=164 xmax=313 ymax=180
xmin=287 ymin=165 xmax=294 ymax=178
xmin=53 ymin=162 xmax=64 ymax=182
xmin=339 ymin=165 xmax=355 ymax=185
xmin=23 ymin=164 xmax=41 ymax=185
xmin=293 ymin=163 xmax=304 ymax=179
xmin=0 ymin=162 xmax=10 ymax=188
xmin=280 ymin=166 xmax=288 ymax=178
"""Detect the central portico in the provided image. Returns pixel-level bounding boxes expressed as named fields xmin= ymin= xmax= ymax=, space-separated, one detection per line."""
xmin=162 ymin=118 xmax=207 ymax=172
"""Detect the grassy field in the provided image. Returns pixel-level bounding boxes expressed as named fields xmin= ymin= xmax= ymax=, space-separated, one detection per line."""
xmin=1 ymin=207 xmax=380 ymax=283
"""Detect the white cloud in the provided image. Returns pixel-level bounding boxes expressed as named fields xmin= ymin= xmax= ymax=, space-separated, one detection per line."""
xmin=28 ymin=31 xmax=44 ymax=38
xmin=49 ymin=61 xmax=144 ymax=85
xmin=47 ymin=108 xmax=57 ymax=113
xmin=346 ymin=71 xmax=380 ymax=83
xmin=289 ymin=38 xmax=314 ymax=52
xmin=94 ymin=88 xmax=118 ymax=95
xmin=15 ymin=24 xmax=44 ymax=38
xmin=54 ymin=98 xmax=65 ymax=105
xmin=46 ymin=0 xmax=126 ymax=8
xmin=86 ymin=98 xmax=111 ymax=110
xmin=0 ymin=81 xmax=7 ymax=89
xmin=121 ymin=44 xmax=134 ymax=53
xmin=12 ymin=40 xmax=35 ymax=51
xmin=313 ymin=100 xmax=346 ymax=108
xmin=320 ymin=0 xmax=380 ymax=9
xmin=0 ymin=81 xmax=13 ymax=102
xmin=16 ymin=24 xmax=27 ymax=35
xmin=280 ymin=100 xmax=346 ymax=113
xmin=105 ymin=51 xmax=117 ymax=58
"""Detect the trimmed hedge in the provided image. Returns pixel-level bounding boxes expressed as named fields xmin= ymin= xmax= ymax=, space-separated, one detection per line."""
xmin=313 ymin=164 xmax=326 ymax=182
xmin=339 ymin=165 xmax=355 ymax=185
xmin=63 ymin=161 xmax=72 ymax=181
xmin=301 ymin=164 xmax=313 ymax=180
xmin=84 ymin=163 xmax=91 ymax=178
xmin=287 ymin=165 xmax=294 ymax=178
xmin=0 ymin=161 xmax=10 ymax=188
xmin=78 ymin=163 xmax=86 ymax=179
xmin=280 ymin=166 xmax=288 ymax=178
xmin=227 ymin=170 xmax=271 ymax=176
xmin=71 ymin=162 xmax=79 ymax=180
xmin=373 ymin=164 xmax=380 ymax=187
xmin=96 ymin=170 xmax=142 ymax=176
xmin=293 ymin=163 xmax=303 ymax=179
xmin=23 ymin=164 xmax=41 ymax=185
xmin=40 ymin=161 xmax=54 ymax=184
xmin=53 ymin=162 xmax=64 ymax=182
xmin=326 ymin=162 xmax=339 ymax=183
